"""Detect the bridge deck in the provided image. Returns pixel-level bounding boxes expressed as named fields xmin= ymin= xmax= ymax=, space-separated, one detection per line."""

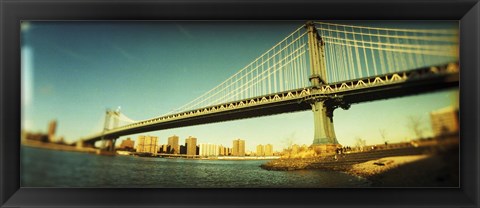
xmin=80 ymin=63 xmax=458 ymax=144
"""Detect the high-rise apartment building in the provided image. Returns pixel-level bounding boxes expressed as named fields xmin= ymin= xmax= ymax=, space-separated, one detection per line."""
xmin=256 ymin=144 xmax=264 ymax=156
xmin=48 ymin=120 xmax=57 ymax=143
xmin=219 ymin=145 xmax=224 ymax=156
xmin=430 ymin=106 xmax=459 ymax=137
xmin=136 ymin=135 xmax=159 ymax=155
xmin=199 ymin=143 xmax=206 ymax=156
xmin=168 ymin=135 xmax=180 ymax=154
xmin=199 ymin=143 xmax=219 ymax=156
xmin=232 ymin=139 xmax=245 ymax=156
xmin=264 ymin=144 xmax=273 ymax=156
xmin=185 ymin=136 xmax=197 ymax=156
xmin=119 ymin=138 xmax=135 ymax=150
xmin=218 ymin=145 xmax=229 ymax=156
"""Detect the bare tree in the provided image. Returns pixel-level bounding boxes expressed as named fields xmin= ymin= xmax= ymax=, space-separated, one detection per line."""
xmin=407 ymin=115 xmax=424 ymax=139
xmin=379 ymin=129 xmax=388 ymax=144
xmin=281 ymin=132 xmax=296 ymax=152
xmin=354 ymin=137 xmax=366 ymax=151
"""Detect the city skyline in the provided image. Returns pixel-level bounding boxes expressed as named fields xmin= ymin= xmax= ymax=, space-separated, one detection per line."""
xmin=21 ymin=21 xmax=458 ymax=151
xmin=130 ymin=135 xmax=257 ymax=154
xmin=126 ymin=134 xmax=262 ymax=156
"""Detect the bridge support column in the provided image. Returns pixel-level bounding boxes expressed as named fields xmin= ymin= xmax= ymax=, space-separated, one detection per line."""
xmin=102 ymin=138 xmax=117 ymax=152
xmin=110 ymin=138 xmax=117 ymax=152
xmin=310 ymin=97 xmax=350 ymax=155
xmin=311 ymin=101 xmax=339 ymax=145
xmin=96 ymin=137 xmax=118 ymax=156
xmin=306 ymin=21 xmax=340 ymax=155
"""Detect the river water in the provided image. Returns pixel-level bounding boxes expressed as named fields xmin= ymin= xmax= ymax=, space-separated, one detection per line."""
xmin=21 ymin=146 xmax=369 ymax=188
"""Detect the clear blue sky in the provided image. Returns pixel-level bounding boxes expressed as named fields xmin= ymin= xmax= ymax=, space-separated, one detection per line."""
xmin=21 ymin=21 xmax=458 ymax=152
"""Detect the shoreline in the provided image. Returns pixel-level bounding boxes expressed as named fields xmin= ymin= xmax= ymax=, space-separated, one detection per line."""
xmin=344 ymin=155 xmax=430 ymax=184
xmin=261 ymin=144 xmax=459 ymax=187
xmin=22 ymin=140 xmax=459 ymax=186
xmin=260 ymin=146 xmax=435 ymax=171
xmin=21 ymin=140 xmax=98 ymax=154
xmin=21 ymin=142 xmax=279 ymax=161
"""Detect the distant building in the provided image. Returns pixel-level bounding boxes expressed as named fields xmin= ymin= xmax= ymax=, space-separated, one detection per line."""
xmin=265 ymin=144 xmax=273 ymax=156
xmin=159 ymin=144 xmax=168 ymax=153
xmin=232 ymin=139 xmax=245 ymax=156
xmin=119 ymin=138 xmax=135 ymax=151
xmin=256 ymin=145 xmax=264 ymax=156
xmin=136 ymin=135 xmax=158 ymax=155
xmin=199 ymin=143 xmax=207 ymax=156
xmin=430 ymin=106 xmax=459 ymax=138
xmin=218 ymin=145 xmax=231 ymax=156
xmin=199 ymin=143 xmax=219 ymax=156
xmin=48 ymin=120 xmax=57 ymax=143
xmin=25 ymin=132 xmax=48 ymax=142
xmin=185 ymin=136 xmax=197 ymax=156
xmin=218 ymin=145 xmax=225 ymax=156
xmin=168 ymin=135 xmax=179 ymax=154
xmin=180 ymin=145 xmax=186 ymax=154
xmin=218 ymin=145 xmax=232 ymax=156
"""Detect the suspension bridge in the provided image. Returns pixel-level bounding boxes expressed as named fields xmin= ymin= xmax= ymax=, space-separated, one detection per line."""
xmin=77 ymin=21 xmax=459 ymax=153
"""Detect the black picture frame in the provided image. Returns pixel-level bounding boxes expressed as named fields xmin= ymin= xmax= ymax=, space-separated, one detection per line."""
xmin=1 ymin=0 xmax=479 ymax=207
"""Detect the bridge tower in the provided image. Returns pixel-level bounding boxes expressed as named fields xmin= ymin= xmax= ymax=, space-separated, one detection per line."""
xmin=101 ymin=109 xmax=120 ymax=151
xmin=306 ymin=21 xmax=348 ymax=153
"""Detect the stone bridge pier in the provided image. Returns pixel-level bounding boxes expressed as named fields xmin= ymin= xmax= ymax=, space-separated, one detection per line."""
xmin=101 ymin=137 xmax=118 ymax=152
xmin=76 ymin=137 xmax=118 ymax=154
xmin=309 ymin=96 xmax=350 ymax=155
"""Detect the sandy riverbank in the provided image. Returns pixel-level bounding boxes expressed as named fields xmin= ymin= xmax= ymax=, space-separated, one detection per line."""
xmin=348 ymin=154 xmax=458 ymax=187
xmin=261 ymin=145 xmax=459 ymax=187
xmin=346 ymin=155 xmax=429 ymax=178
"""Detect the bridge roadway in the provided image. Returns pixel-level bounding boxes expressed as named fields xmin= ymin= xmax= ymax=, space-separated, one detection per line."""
xmin=80 ymin=63 xmax=459 ymax=145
